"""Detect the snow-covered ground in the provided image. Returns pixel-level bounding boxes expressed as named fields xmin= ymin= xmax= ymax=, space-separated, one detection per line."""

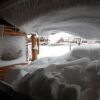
xmin=38 ymin=44 xmax=76 ymax=58
xmin=28 ymin=43 xmax=77 ymax=61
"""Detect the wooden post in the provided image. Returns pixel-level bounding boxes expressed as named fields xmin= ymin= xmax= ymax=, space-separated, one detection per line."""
xmin=37 ymin=37 xmax=40 ymax=54
xmin=31 ymin=34 xmax=38 ymax=61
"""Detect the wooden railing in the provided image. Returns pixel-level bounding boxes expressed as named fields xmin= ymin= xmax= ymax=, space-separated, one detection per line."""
xmin=0 ymin=25 xmax=25 ymax=36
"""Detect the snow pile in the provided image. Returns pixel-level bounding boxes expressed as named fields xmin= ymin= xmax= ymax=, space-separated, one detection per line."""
xmin=3 ymin=44 xmax=100 ymax=100
xmin=0 ymin=80 xmax=32 ymax=100
xmin=12 ymin=68 xmax=80 ymax=100
xmin=80 ymin=60 xmax=100 ymax=100
xmin=25 ymin=57 xmax=58 ymax=73
xmin=67 ymin=44 xmax=100 ymax=61
xmin=0 ymin=36 xmax=27 ymax=67
xmin=4 ymin=66 xmax=28 ymax=84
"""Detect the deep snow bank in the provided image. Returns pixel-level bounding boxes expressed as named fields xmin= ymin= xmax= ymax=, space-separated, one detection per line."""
xmin=3 ymin=44 xmax=100 ymax=100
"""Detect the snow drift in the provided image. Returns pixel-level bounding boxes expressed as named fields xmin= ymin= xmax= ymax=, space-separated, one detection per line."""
xmin=2 ymin=44 xmax=100 ymax=100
